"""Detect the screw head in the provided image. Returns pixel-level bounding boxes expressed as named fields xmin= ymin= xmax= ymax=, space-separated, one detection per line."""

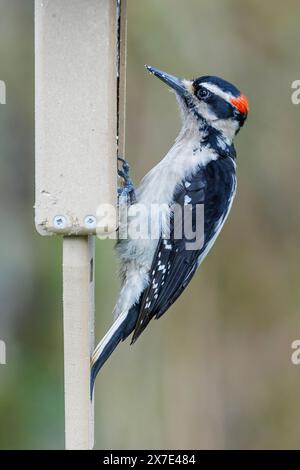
xmin=84 ymin=215 xmax=96 ymax=229
xmin=53 ymin=215 xmax=66 ymax=229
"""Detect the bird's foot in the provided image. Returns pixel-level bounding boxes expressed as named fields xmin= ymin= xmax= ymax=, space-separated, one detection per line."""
xmin=117 ymin=157 xmax=136 ymax=204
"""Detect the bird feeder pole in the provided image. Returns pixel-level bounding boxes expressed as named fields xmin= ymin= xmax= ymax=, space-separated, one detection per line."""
xmin=35 ymin=0 xmax=127 ymax=449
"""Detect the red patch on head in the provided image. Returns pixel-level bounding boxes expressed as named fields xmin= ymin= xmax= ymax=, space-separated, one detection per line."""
xmin=230 ymin=94 xmax=249 ymax=115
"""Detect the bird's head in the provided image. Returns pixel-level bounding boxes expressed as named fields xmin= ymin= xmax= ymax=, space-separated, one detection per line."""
xmin=146 ymin=65 xmax=248 ymax=143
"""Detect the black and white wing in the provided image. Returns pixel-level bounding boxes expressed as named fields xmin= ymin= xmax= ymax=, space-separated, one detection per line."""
xmin=131 ymin=157 xmax=236 ymax=344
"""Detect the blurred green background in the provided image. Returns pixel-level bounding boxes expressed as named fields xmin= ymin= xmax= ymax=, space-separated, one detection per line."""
xmin=1 ymin=0 xmax=300 ymax=449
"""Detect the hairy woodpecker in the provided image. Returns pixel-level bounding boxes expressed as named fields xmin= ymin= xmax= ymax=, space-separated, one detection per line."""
xmin=91 ymin=65 xmax=248 ymax=393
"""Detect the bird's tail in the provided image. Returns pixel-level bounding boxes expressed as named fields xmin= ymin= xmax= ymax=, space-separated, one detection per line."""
xmin=90 ymin=305 xmax=138 ymax=397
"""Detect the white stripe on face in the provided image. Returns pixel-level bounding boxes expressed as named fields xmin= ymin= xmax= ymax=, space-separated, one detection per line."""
xmin=196 ymin=100 xmax=219 ymax=122
xmin=200 ymin=82 xmax=235 ymax=104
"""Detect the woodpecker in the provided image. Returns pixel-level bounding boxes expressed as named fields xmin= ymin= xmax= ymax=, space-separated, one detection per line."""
xmin=91 ymin=65 xmax=248 ymax=393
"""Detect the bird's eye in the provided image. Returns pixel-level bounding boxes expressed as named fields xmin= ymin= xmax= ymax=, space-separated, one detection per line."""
xmin=196 ymin=88 xmax=210 ymax=100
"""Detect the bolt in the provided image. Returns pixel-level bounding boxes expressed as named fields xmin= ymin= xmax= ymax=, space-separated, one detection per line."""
xmin=53 ymin=215 xmax=66 ymax=229
xmin=84 ymin=215 xmax=96 ymax=229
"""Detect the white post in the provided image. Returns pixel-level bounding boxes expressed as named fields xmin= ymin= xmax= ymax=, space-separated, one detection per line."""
xmin=63 ymin=237 xmax=95 ymax=449
xmin=35 ymin=0 xmax=127 ymax=450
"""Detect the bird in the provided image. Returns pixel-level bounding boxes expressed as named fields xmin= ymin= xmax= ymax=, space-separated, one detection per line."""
xmin=91 ymin=65 xmax=248 ymax=394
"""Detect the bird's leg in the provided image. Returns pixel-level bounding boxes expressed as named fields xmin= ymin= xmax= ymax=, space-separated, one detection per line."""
xmin=117 ymin=156 xmax=136 ymax=204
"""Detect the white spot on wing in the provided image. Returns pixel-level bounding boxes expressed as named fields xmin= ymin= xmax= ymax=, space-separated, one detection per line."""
xmin=217 ymin=136 xmax=227 ymax=150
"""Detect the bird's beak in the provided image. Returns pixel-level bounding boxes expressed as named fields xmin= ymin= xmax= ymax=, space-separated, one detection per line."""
xmin=145 ymin=65 xmax=189 ymax=97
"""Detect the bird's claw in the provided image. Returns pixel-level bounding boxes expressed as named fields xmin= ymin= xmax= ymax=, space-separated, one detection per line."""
xmin=118 ymin=157 xmax=130 ymax=176
xmin=117 ymin=156 xmax=136 ymax=204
